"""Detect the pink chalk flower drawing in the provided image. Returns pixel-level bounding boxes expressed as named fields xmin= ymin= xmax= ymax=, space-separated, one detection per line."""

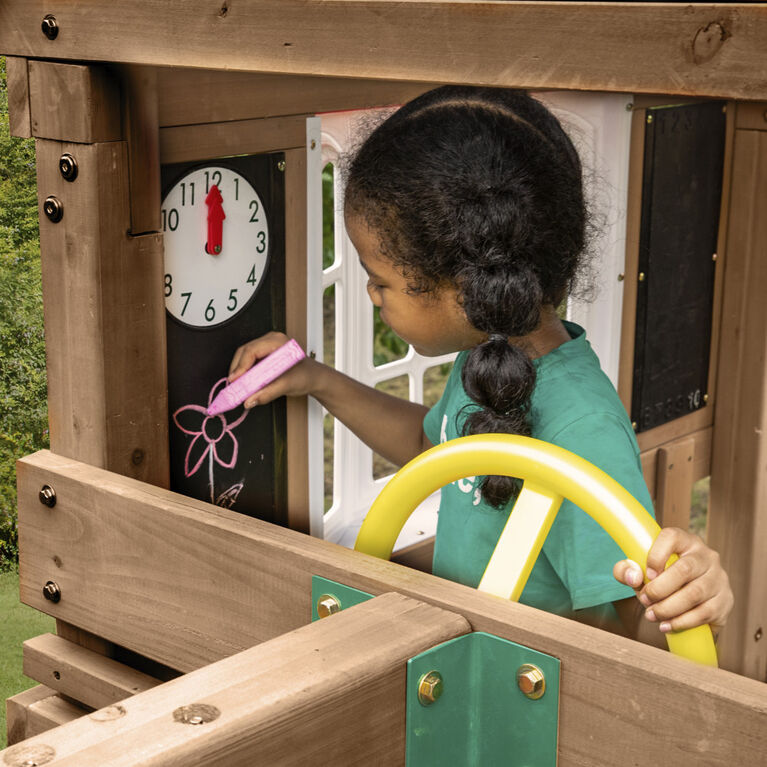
xmin=172 ymin=378 xmax=249 ymax=507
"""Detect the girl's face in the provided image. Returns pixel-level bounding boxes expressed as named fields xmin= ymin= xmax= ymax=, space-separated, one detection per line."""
xmin=346 ymin=214 xmax=484 ymax=357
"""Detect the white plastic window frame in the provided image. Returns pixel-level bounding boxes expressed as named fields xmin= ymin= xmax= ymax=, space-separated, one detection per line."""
xmin=305 ymin=94 xmax=633 ymax=545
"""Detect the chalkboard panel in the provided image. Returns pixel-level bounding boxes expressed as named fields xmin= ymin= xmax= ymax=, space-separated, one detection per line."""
xmin=631 ymin=102 xmax=726 ymax=433
xmin=162 ymin=154 xmax=287 ymax=524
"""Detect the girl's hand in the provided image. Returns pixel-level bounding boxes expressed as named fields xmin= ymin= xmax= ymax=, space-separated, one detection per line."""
xmin=228 ymin=332 xmax=318 ymax=408
xmin=613 ymin=527 xmax=733 ymax=635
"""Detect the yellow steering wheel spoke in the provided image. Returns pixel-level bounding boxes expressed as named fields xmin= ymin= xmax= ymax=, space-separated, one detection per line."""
xmin=478 ymin=482 xmax=562 ymax=601
xmin=354 ymin=434 xmax=718 ymax=667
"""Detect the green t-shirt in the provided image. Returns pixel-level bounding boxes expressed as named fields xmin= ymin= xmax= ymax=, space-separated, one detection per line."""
xmin=423 ymin=322 xmax=654 ymax=618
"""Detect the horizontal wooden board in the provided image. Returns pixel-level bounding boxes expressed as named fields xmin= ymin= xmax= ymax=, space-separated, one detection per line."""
xmin=159 ymin=116 xmax=307 ymax=164
xmin=23 ymin=633 xmax=161 ymax=711
xmin=16 ymin=450 xmax=767 ymax=766
xmin=1 ymin=594 xmax=469 ymax=766
xmin=1 ymin=3 xmax=767 ymax=99
xmin=155 ymin=68 xmax=436 ymax=127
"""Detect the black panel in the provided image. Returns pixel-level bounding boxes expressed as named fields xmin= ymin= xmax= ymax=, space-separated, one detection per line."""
xmin=162 ymin=154 xmax=287 ymax=524
xmin=631 ymin=102 xmax=726 ymax=433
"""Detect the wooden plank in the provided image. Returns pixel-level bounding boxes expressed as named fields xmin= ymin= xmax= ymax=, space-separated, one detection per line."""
xmin=284 ymin=147 xmax=310 ymax=533
xmin=2 ymin=3 xmax=767 ymax=100
xmin=23 ymin=633 xmax=161 ymax=711
xmin=736 ymin=101 xmax=767 ymax=131
xmin=28 ymin=61 xmax=122 ymax=142
xmin=5 ymin=55 xmax=31 ymax=138
xmin=6 ymin=685 xmax=56 ymax=746
xmin=391 ymin=536 xmax=435 ymax=574
xmin=708 ymin=128 xmax=767 ymax=681
xmin=159 ymin=116 xmax=307 ymax=165
xmin=15 ymin=450 xmax=767 ymax=766
xmin=0 ymin=594 xmax=470 ymax=766
xmin=119 ymin=65 xmax=162 ymax=234
xmin=155 ymin=68 xmax=435 ymax=127
xmin=6 ymin=685 xmax=85 ymax=746
xmin=36 ymin=139 xmax=169 ymax=486
xmin=640 ymin=426 xmax=712 ymax=507
xmin=655 ymin=438 xmax=696 ymax=530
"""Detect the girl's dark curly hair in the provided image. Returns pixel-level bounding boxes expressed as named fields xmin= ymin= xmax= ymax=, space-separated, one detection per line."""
xmin=345 ymin=86 xmax=586 ymax=507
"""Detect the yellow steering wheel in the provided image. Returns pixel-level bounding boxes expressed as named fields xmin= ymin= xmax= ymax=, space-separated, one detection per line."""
xmin=354 ymin=434 xmax=717 ymax=666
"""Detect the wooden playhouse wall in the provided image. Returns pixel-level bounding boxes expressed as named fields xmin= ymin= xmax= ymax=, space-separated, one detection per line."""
xmin=1 ymin=2 xmax=766 ymax=764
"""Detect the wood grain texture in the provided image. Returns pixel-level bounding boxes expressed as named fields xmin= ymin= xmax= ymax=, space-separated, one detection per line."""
xmin=119 ymin=65 xmax=161 ymax=234
xmin=708 ymin=128 xmax=767 ymax=681
xmin=1 ymin=3 xmax=767 ymax=99
xmin=28 ymin=61 xmax=122 ymax=142
xmin=36 ymin=139 xmax=169 ymax=486
xmin=655 ymin=439 xmax=695 ymax=529
xmin=23 ymin=633 xmax=161 ymax=711
xmin=159 ymin=116 xmax=307 ymax=165
xmin=6 ymin=685 xmax=85 ymax=746
xmin=736 ymin=100 xmax=767 ymax=130
xmin=5 ymin=56 xmax=31 ymax=138
xmin=155 ymin=68 xmax=435 ymax=127
xmin=1 ymin=594 xmax=470 ymax=767
xmin=16 ymin=450 xmax=767 ymax=766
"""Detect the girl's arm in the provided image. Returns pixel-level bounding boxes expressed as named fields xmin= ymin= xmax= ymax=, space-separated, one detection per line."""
xmin=612 ymin=527 xmax=734 ymax=642
xmin=229 ymin=332 xmax=433 ymax=467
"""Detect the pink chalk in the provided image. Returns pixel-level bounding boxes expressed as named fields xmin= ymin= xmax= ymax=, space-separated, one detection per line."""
xmin=207 ymin=339 xmax=306 ymax=416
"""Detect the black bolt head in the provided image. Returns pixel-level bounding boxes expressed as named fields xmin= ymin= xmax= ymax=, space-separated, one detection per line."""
xmin=43 ymin=196 xmax=63 ymax=223
xmin=59 ymin=153 xmax=78 ymax=182
xmin=43 ymin=581 xmax=61 ymax=603
xmin=41 ymin=15 xmax=59 ymax=40
xmin=39 ymin=485 xmax=56 ymax=507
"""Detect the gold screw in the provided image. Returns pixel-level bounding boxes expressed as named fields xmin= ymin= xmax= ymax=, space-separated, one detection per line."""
xmin=647 ymin=114 xmax=654 ymax=124
xmin=316 ymin=593 xmax=341 ymax=619
xmin=277 ymin=160 xmax=286 ymax=172
xmin=617 ymin=273 xmax=625 ymax=282
xmin=417 ymin=670 xmax=443 ymax=706
xmin=632 ymin=421 xmax=638 ymax=430
xmin=638 ymin=272 xmax=646 ymax=282
xmin=703 ymin=393 xmax=709 ymax=403
xmin=712 ymin=253 xmax=718 ymax=261
xmin=517 ymin=664 xmax=546 ymax=700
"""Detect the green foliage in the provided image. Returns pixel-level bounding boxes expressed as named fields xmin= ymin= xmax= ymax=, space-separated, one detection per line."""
xmin=0 ymin=57 xmax=47 ymax=570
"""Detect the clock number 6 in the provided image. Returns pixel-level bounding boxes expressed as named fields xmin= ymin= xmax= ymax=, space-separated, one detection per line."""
xmin=205 ymin=299 xmax=216 ymax=322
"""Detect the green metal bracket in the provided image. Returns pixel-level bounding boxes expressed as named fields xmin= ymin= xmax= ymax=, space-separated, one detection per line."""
xmin=407 ymin=632 xmax=560 ymax=767
xmin=310 ymin=575 xmax=372 ymax=622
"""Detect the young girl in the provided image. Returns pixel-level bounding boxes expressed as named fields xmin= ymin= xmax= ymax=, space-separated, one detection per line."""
xmin=230 ymin=86 xmax=732 ymax=641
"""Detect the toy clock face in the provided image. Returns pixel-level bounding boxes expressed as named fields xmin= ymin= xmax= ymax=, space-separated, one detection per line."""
xmin=162 ymin=165 xmax=270 ymax=328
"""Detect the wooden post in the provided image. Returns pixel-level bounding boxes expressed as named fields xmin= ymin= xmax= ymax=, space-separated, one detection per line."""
xmin=708 ymin=109 xmax=767 ymax=681
xmin=30 ymin=61 xmax=169 ymax=487
xmin=0 ymin=594 xmax=470 ymax=766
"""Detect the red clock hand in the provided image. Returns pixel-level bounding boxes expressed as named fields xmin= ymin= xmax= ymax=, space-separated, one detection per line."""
xmin=205 ymin=185 xmax=226 ymax=255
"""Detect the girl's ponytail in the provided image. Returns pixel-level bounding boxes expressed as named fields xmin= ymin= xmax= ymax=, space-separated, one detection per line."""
xmin=459 ymin=261 xmax=542 ymax=507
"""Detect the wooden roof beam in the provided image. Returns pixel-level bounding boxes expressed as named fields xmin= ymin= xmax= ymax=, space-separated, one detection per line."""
xmin=1 ymin=2 xmax=767 ymax=100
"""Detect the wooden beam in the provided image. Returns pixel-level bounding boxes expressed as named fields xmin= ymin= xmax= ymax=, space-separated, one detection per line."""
xmin=2 ymin=3 xmax=767 ymax=100
xmin=23 ymin=633 xmax=161 ymax=711
xmin=5 ymin=685 xmax=85 ymax=746
xmin=35 ymin=139 xmax=169 ymax=485
xmin=708 ymin=127 xmax=767 ymax=681
xmin=1 ymin=595 xmax=470 ymax=766
xmin=28 ymin=61 xmax=122 ymax=143
xmin=119 ymin=65 xmax=161 ymax=234
xmin=155 ymin=68 xmax=435 ymax=127
xmin=655 ymin=438 xmax=695 ymax=530
xmin=159 ymin=116 xmax=308 ymax=165
xmin=16 ymin=449 xmax=767 ymax=766
xmin=5 ymin=56 xmax=32 ymax=138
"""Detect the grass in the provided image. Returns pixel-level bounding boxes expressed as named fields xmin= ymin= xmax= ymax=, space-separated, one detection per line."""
xmin=0 ymin=569 xmax=55 ymax=748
